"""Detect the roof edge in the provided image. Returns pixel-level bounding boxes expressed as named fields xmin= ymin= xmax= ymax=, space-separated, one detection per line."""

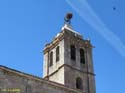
xmin=0 ymin=65 xmax=84 ymax=93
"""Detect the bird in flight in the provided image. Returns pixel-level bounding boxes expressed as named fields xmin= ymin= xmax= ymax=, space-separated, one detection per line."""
xmin=113 ymin=6 xmax=116 ymax=10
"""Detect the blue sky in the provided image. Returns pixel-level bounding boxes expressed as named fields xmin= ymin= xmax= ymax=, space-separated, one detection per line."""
xmin=0 ymin=0 xmax=125 ymax=93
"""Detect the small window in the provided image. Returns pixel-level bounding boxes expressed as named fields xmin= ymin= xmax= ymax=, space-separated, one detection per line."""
xmin=49 ymin=51 xmax=53 ymax=66
xmin=70 ymin=45 xmax=76 ymax=60
xmin=80 ymin=49 xmax=85 ymax=64
xmin=76 ymin=77 xmax=83 ymax=90
xmin=56 ymin=46 xmax=60 ymax=62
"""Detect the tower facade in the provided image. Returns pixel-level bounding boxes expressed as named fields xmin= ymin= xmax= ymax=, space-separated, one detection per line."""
xmin=43 ymin=14 xmax=96 ymax=93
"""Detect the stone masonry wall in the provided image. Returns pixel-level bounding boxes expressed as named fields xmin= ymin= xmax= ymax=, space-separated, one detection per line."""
xmin=0 ymin=66 xmax=84 ymax=93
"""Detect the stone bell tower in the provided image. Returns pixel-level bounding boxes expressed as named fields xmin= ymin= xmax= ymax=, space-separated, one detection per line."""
xmin=43 ymin=13 xmax=96 ymax=93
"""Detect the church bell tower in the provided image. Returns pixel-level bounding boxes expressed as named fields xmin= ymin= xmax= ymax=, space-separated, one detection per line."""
xmin=43 ymin=13 xmax=96 ymax=93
